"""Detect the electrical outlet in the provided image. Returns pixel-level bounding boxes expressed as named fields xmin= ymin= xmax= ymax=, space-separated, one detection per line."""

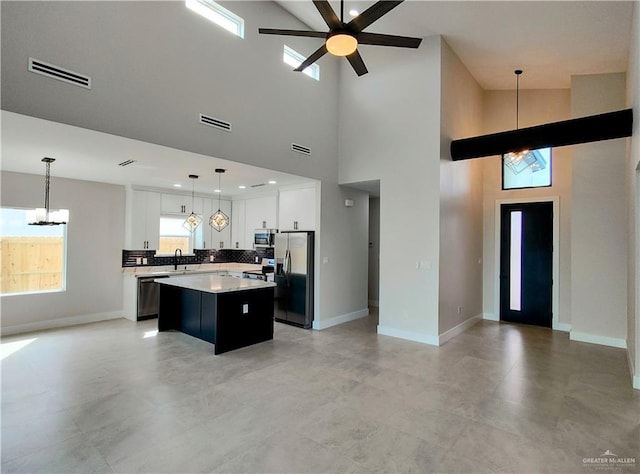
xmin=242 ymin=303 xmax=249 ymax=314
xmin=255 ymin=256 xmax=260 ymax=263
xmin=135 ymin=257 xmax=142 ymax=265
xmin=142 ymin=257 xmax=148 ymax=265
xmin=210 ymin=255 xmax=214 ymax=263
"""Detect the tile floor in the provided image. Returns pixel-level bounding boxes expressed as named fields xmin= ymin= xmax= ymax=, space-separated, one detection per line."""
xmin=1 ymin=313 xmax=639 ymax=473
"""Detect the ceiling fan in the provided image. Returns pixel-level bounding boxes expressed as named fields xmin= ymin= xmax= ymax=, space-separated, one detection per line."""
xmin=259 ymin=0 xmax=422 ymax=77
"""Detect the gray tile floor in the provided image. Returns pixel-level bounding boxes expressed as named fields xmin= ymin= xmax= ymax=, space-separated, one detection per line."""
xmin=2 ymin=313 xmax=639 ymax=473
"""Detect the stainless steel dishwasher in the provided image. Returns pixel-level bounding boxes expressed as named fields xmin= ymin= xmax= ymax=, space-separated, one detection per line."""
xmin=137 ymin=275 xmax=169 ymax=320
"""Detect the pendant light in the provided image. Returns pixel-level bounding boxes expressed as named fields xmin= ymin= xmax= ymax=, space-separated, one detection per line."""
xmin=27 ymin=157 xmax=69 ymax=226
xmin=183 ymin=174 xmax=202 ymax=232
xmin=209 ymin=168 xmax=229 ymax=232
xmin=502 ymin=70 xmax=537 ymax=175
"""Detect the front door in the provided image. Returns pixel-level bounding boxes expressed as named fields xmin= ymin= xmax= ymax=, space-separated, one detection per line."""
xmin=500 ymin=202 xmax=553 ymax=328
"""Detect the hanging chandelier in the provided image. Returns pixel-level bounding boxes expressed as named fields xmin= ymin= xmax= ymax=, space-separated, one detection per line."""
xmin=183 ymin=174 xmax=202 ymax=232
xmin=209 ymin=168 xmax=229 ymax=232
xmin=27 ymin=157 xmax=69 ymax=226
xmin=503 ymin=70 xmax=538 ymax=175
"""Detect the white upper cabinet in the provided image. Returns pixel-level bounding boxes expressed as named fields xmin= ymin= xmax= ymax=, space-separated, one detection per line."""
xmin=161 ymin=193 xmax=203 ymax=215
xmin=245 ymin=195 xmax=277 ymax=231
xmin=230 ymin=199 xmax=249 ymax=249
xmin=131 ymin=190 xmax=161 ymax=250
xmin=278 ymin=185 xmax=317 ymax=231
xmin=203 ymin=198 xmax=232 ymax=249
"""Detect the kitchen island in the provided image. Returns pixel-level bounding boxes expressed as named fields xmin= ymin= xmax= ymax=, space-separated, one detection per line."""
xmin=157 ymin=275 xmax=276 ymax=355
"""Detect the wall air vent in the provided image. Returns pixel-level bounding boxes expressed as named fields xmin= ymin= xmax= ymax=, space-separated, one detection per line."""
xmin=199 ymin=114 xmax=232 ymax=132
xmin=118 ymin=159 xmax=136 ymax=167
xmin=291 ymin=143 xmax=311 ymax=156
xmin=28 ymin=57 xmax=91 ymax=89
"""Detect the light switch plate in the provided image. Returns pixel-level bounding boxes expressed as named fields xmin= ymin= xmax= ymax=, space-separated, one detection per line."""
xmin=142 ymin=257 xmax=148 ymax=265
xmin=242 ymin=303 xmax=249 ymax=314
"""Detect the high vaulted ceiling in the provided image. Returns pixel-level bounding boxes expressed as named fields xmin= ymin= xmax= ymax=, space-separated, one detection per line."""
xmin=274 ymin=1 xmax=634 ymax=90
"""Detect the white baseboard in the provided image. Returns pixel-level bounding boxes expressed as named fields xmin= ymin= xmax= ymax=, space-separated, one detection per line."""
xmin=313 ymin=308 xmax=369 ymax=330
xmin=1 ymin=311 xmax=125 ymax=336
xmin=483 ymin=313 xmax=498 ymax=321
xmin=438 ymin=314 xmax=482 ymax=345
xmin=627 ymin=347 xmax=639 ymax=390
xmin=377 ymin=325 xmax=439 ymax=346
xmin=570 ymin=331 xmax=627 ymax=349
xmin=555 ymin=322 xmax=572 ymax=332
xmin=368 ymin=299 xmax=379 ymax=308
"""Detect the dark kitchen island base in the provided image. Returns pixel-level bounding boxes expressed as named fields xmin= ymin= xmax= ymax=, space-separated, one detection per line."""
xmin=158 ymin=282 xmax=274 ymax=355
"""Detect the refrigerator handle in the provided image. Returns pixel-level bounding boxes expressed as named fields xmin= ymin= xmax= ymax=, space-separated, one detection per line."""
xmin=284 ymin=250 xmax=291 ymax=281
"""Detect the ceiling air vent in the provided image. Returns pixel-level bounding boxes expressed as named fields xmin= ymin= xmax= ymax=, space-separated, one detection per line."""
xmin=28 ymin=57 xmax=91 ymax=89
xmin=199 ymin=114 xmax=232 ymax=132
xmin=118 ymin=159 xmax=136 ymax=167
xmin=291 ymin=143 xmax=311 ymax=156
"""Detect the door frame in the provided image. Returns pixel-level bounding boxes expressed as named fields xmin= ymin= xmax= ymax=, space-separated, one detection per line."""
xmin=493 ymin=196 xmax=561 ymax=330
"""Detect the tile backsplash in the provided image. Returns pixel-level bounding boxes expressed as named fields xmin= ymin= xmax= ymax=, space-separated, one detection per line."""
xmin=122 ymin=247 xmax=274 ymax=268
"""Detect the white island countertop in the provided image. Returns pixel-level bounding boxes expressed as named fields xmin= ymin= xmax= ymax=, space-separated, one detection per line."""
xmin=156 ymin=274 xmax=276 ymax=294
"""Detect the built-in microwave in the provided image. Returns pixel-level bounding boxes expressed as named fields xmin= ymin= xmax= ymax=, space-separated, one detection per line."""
xmin=254 ymin=229 xmax=277 ymax=247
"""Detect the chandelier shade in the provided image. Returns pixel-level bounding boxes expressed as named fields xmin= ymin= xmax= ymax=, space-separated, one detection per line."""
xmin=183 ymin=174 xmax=202 ymax=232
xmin=210 ymin=168 xmax=230 ymax=232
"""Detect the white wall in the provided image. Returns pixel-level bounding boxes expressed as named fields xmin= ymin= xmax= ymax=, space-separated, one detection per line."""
xmin=627 ymin=1 xmax=640 ymax=388
xmin=1 ymin=172 xmax=125 ymax=332
xmin=438 ymin=41 xmax=484 ymax=335
xmin=570 ymin=73 xmax=628 ymax=347
xmin=0 ymin=1 xmax=369 ymax=328
xmin=368 ymin=197 xmax=380 ymax=307
xmin=339 ymin=36 xmax=442 ymax=344
xmin=481 ymin=89 xmax=572 ymax=327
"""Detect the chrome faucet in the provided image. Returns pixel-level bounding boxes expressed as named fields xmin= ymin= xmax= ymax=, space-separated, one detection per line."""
xmin=174 ymin=248 xmax=182 ymax=270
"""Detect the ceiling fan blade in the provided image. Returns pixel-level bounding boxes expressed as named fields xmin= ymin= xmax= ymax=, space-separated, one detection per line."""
xmin=357 ymin=32 xmax=421 ymax=48
xmin=312 ymin=0 xmax=341 ymax=29
xmin=346 ymin=50 xmax=368 ymax=76
xmin=348 ymin=1 xmax=404 ymax=33
xmin=258 ymin=28 xmax=327 ymax=39
xmin=294 ymin=44 xmax=328 ymax=72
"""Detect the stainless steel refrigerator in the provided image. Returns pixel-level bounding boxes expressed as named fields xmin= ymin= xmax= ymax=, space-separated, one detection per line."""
xmin=274 ymin=231 xmax=314 ymax=328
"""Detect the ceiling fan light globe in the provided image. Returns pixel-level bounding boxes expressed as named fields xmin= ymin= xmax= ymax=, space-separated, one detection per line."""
xmin=326 ymin=33 xmax=358 ymax=56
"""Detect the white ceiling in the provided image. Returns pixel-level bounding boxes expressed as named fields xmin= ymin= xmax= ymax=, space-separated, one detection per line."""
xmin=1 ymin=1 xmax=633 ymax=198
xmin=274 ymin=0 xmax=634 ymax=90
xmin=0 ymin=112 xmax=315 ymax=198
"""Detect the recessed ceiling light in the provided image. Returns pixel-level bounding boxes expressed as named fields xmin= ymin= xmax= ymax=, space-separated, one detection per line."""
xmin=349 ymin=9 xmax=359 ymax=17
xmin=173 ymin=184 xmax=182 ymax=187
xmin=214 ymin=189 xmax=221 ymax=193
xmin=238 ymin=185 xmax=246 ymax=189
xmin=268 ymin=180 xmax=277 ymax=184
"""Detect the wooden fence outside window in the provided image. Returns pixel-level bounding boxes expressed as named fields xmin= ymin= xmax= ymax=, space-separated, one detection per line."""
xmin=0 ymin=237 xmax=64 ymax=294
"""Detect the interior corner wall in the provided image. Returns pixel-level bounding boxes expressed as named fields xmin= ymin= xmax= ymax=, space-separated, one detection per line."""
xmin=626 ymin=1 xmax=640 ymax=387
xmin=570 ymin=73 xmax=628 ymax=346
xmin=438 ymin=40 xmax=484 ymax=336
xmin=481 ymin=89 xmax=572 ymax=325
xmin=338 ymin=35 xmax=442 ymax=343
xmin=1 ymin=172 xmax=125 ymax=331
xmin=368 ymin=197 xmax=380 ymax=307
xmin=316 ymin=184 xmax=369 ymax=326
